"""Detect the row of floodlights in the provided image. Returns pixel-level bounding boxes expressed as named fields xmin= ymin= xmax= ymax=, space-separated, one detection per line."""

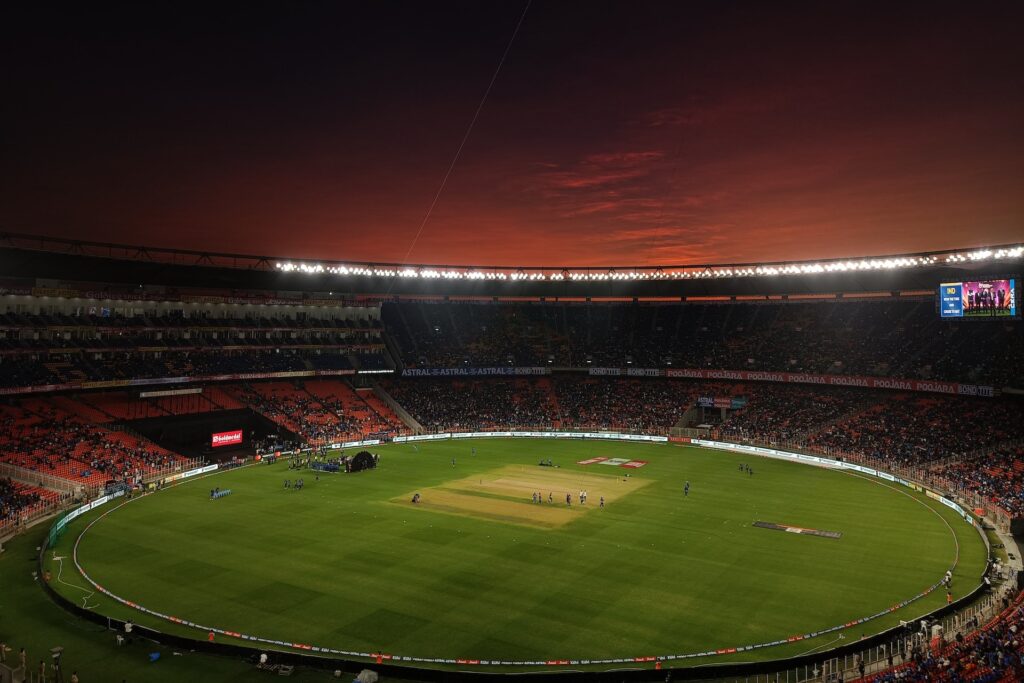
xmin=274 ymin=246 xmax=1022 ymax=281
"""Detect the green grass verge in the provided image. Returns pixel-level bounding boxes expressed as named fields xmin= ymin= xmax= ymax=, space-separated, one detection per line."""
xmin=1 ymin=523 xmax=340 ymax=681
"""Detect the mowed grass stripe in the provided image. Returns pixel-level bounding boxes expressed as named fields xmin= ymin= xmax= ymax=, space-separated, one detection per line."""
xmin=56 ymin=440 xmax=987 ymax=665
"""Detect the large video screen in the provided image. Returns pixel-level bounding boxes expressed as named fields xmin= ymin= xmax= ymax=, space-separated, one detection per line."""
xmin=939 ymin=279 xmax=1016 ymax=318
xmin=211 ymin=429 xmax=243 ymax=447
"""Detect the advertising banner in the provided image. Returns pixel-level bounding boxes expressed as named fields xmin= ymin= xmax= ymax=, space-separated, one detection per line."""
xmin=697 ymin=396 xmax=750 ymax=409
xmin=394 ymin=433 xmax=452 ymax=443
xmin=666 ymin=368 xmax=993 ymax=397
xmin=164 ymin=464 xmax=219 ymax=484
xmin=54 ymin=490 xmax=125 ymax=534
xmin=326 ymin=439 xmax=382 ymax=449
xmin=397 ymin=431 xmax=668 ymax=443
xmin=402 ymin=367 xmax=549 ymax=377
xmin=626 ymin=368 xmax=662 ymax=377
xmin=211 ymin=430 xmax=243 ymax=448
xmin=0 ymin=363 xmax=995 ymax=398
xmin=0 ymin=383 xmax=74 ymax=396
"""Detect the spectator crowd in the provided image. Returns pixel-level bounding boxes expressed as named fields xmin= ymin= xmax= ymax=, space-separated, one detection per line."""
xmin=0 ymin=399 xmax=186 ymax=488
xmin=227 ymin=380 xmax=404 ymax=446
xmin=383 ymin=300 xmax=1023 ymax=388
xmin=0 ymin=477 xmax=46 ymax=527
xmin=868 ymin=594 xmax=1024 ymax=682
xmin=3 ymin=298 xmax=1021 ymax=392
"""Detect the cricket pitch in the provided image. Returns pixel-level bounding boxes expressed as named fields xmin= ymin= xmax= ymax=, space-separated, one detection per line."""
xmin=393 ymin=464 xmax=648 ymax=528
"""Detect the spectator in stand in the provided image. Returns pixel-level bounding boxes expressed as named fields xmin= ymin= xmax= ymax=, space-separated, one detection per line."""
xmin=225 ymin=380 xmax=401 ymax=448
xmin=385 ymin=376 xmax=702 ymax=435
xmin=381 ymin=300 xmax=1024 ymax=388
xmin=867 ymin=595 xmax=1024 ymax=682
xmin=382 ymin=378 xmax=555 ymax=432
xmin=0 ymin=477 xmax=43 ymax=524
xmin=0 ymin=400 xmax=185 ymax=488
xmin=935 ymin=446 xmax=1024 ymax=517
xmin=808 ymin=396 xmax=1024 ymax=467
xmin=714 ymin=386 xmax=867 ymax=444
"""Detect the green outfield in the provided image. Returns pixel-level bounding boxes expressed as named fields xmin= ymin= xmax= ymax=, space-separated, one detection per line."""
xmin=46 ymin=439 xmax=988 ymax=671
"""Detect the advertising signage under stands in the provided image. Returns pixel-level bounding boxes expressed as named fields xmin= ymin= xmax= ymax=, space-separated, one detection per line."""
xmin=211 ymin=429 xmax=243 ymax=448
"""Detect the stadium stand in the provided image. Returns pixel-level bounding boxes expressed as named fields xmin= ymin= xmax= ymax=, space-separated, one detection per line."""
xmin=354 ymin=388 xmax=407 ymax=433
xmin=0 ymin=397 xmax=189 ymax=487
xmin=353 ymin=351 xmax=391 ymax=370
xmin=551 ymin=376 xmax=698 ymax=433
xmin=77 ymin=390 xmax=233 ymax=420
xmin=806 ymin=396 xmax=1024 ymax=467
xmin=0 ymin=301 xmax=385 ymax=389
xmin=935 ymin=446 xmax=1024 ymax=518
xmin=381 ymin=378 xmax=556 ymax=432
xmin=204 ymin=385 xmax=246 ymax=410
xmin=709 ymin=385 xmax=869 ymax=443
xmin=224 ymin=379 xmax=401 ymax=445
xmin=48 ymin=394 xmax=116 ymax=423
xmin=382 ymin=300 xmax=1024 ymax=387
xmin=867 ymin=593 xmax=1024 ymax=682
xmin=0 ymin=477 xmax=65 ymax=529
xmin=302 ymin=380 xmax=403 ymax=438
xmin=2 ymin=298 xmax=1021 ymax=392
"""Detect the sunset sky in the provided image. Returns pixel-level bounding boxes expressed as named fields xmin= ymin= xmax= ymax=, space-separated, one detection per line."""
xmin=3 ymin=2 xmax=1022 ymax=266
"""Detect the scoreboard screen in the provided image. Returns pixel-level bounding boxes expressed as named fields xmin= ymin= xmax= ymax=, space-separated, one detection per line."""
xmin=939 ymin=279 xmax=1016 ymax=318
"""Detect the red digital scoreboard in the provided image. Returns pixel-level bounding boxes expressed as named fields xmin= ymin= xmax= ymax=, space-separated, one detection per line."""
xmin=211 ymin=429 xmax=243 ymax=448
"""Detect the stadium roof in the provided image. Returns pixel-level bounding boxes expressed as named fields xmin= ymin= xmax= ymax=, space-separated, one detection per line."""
xmin=1 ymin=231 xmax=1021 ymax=299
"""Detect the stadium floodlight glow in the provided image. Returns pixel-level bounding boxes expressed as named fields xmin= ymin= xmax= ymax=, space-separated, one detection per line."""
xmin=266 ymin=242 xmax=1023 ymax=284
xmin=6 ymin=231 xmax=1021 ymax=287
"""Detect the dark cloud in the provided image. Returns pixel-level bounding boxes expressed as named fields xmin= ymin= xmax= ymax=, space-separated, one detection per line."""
xmin=1 ymin=2 xmax=1021 ymax=266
